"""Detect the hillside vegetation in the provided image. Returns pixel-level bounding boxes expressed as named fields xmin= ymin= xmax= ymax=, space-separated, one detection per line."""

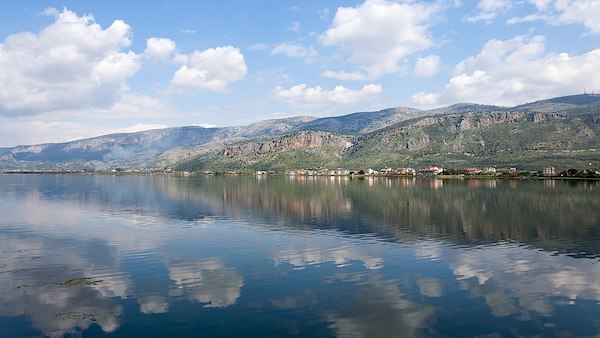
xmin=2 ymin=94 xmax=600 ymax=171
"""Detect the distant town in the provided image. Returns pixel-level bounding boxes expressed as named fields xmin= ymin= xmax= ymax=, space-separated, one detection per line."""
xmin=268 ymin=165 xmax=600 ymax=179
xmin=2 ymin=164 xmax=600 ymax=179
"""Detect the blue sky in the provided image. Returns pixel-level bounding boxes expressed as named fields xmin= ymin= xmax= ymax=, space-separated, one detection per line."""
xmin=0 ymin=0 xmax=599 ymax=147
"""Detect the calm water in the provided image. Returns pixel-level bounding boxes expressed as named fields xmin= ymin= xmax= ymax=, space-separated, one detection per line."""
xmin=1 ymin=174 xmax=600 ymax=338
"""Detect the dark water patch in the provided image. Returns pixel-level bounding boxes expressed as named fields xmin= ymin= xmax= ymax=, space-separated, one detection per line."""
xmin=60 ymin=277 xmax=104 ymax=287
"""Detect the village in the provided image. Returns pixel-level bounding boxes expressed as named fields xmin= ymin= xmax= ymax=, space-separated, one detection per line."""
xmin=254 ymin=165 xmax=600 ymax=178
xmin=3 ymin=164 xmax=600 ymax=179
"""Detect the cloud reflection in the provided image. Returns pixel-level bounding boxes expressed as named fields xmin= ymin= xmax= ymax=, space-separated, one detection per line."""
xmin=273 ymin=246 xmax=383 ymax=270
xmin=446 ymin=244 xmax=600 ymax=319
xmin=0 ymin=230 xmax=131 ymax=337
xmin=168 ymin=258 xmax=244 ymax=308
xmin=327 ymin=275 xmax=436 ymax=338
xmin=139 ymin=295 xmax=169 ymax=314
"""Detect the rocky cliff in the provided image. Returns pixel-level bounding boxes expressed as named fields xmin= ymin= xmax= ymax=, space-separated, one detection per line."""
xmin=177 ymin=131 xmax=355 ymax=171
xmin=223 ymin=131 xmax=353 ymax=156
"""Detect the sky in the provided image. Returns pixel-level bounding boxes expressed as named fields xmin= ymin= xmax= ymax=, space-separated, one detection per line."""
xmin=0 ymin=0 xmax=599 ymax=147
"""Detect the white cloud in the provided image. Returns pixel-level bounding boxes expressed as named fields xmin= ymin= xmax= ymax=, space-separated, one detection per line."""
xmin=509 ymin=0 xmax=600 ymax=34
xmin=0 ymin=89 xmax=172 ymax=146
xmin=109 ymin=91 xmax=170 ymax=118
xmin=192 ymin=123 xmax=218 ymax=128
xmin=414 ymin=55 xmax=441 ymax=77
xmin=248 ymin=43 xmax=267 ymax=51
xmin=288 ymin=21 xmax=300 ymax=32
xmin=272 ymin=83 xmax=382 ymax=106
xmin=110 ymin=123 xmax=169 ymax=134
xmin=271 ymin=43 xmax=317 ymax=61
xmin=528 ymin=0 xmax=553 ymax=11
xmin=144 ymin=37 xmax=176 ymax=60
xmin=321 ymin=70 xmax=370 ymax=81
xmin=171 ymin=46 xmax=247 ymax=92
xmin=0 ymin=119 xmax=101 ymax=146
xmin=318 ymin=8 xmax=330 ymax=21
xmin=411 ymin=35 xmax=600 ymax=107
xmin=320 ymin=0 xmax=439 ymax=78
xmin=0 ymin=7 xmax=140 ymax=115
xmin=411 ymin=92 xmax=441 ymax=107
xmin=466 ymin=0 xmax=512 ymax=22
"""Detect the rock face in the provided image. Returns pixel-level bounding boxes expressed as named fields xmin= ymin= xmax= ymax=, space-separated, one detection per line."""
xmin=176 ymin=131 xmax=355 ymax=171
xmin=224 ymin=131 xmax=353 ymax=157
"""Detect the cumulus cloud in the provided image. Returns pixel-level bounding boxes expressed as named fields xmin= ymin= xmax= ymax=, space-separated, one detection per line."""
xmin=171 ymin=46 xmax=247 ymax=92
xmin=411 ymin=92 xmax=441 ymax=107
xmin=144 ymin=37 xmax=176 ymax=60
xmin=466 ymin=0 xmax=512 ymax=23
xmin=271 ymin=43 xmax=317 ymax=61
xmin=272 ymin=83 xmax=382 ymax=106
xmin=320 ymin=0 xmax=439 ymax=79
xmin=414 ymin=55 xmax=441 ymax=77
xmin=411 ymin=35 xmax=600 ymax=107
xmin=0 ymin=7 xmax=140 ymax=115
xmin=508 ymin=0 xmax=600 ymax=34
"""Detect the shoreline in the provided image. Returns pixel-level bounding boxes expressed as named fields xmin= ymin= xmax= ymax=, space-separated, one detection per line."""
xmin=1 ymin=170 xmax=599 ymax=181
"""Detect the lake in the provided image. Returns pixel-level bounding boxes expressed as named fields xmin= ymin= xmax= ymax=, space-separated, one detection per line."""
xmin=1 ymin=174 xmax=599 ymax=337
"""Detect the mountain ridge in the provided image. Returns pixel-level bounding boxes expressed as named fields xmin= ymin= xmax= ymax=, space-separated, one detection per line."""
xmin=3 ymin=94 xmax=600 ymax=171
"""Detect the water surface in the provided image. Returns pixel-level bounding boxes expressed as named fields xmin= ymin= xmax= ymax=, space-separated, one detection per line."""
xmin=1 ymin=174 xmax=599 ymax=337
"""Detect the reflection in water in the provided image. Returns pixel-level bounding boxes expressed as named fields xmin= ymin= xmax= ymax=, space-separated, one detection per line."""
xmin=168 ymin=259 xmax=244 ymax=308
xmin=417 ymin=278 xmax=443 ymax=298
xmin=273 ymin=246 xmax=383 ymax=270
xmin=138 ymin=295 xmax=169 ymax=314
xmin=0 ymin=246 xmax=124 ymax=337
xmin=327 ymin=276 xmax=435 ymax=338
xmin=0 ymin=174 xmax=599 ymax=337
xmin=446 ymin=243 xmax=600 ymax=318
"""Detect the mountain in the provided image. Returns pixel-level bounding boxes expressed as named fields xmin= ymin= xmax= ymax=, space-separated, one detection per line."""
xmin=296 ymin=106 xmax=422 ymax=134
xmin=343 ymin=110 xmax=600 ymax=169
xmin=175 ymin=131 xmax=354 ymax=171
xmin=511 ymin=94 xmax=600 ymax=113
xmin=0 ymin=116 xmax=316 ymax=170
xmin=2 ymin=94 xmax=600 ymax=171
xmin=176 ymin=94 xmax=600 ymax=171
xmin=0 ymin=105 xmax=433 ymax=170
xmin=295 ymin=103 xmax=505 ymax=134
